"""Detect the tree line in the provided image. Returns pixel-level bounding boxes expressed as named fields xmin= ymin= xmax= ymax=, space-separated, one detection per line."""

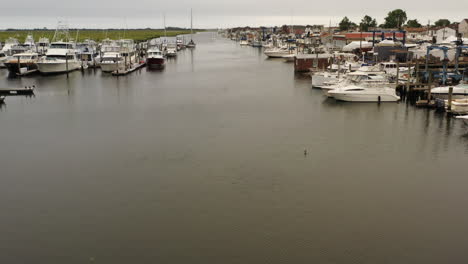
xmin=339 ymin=9 xmax=453 ymax=31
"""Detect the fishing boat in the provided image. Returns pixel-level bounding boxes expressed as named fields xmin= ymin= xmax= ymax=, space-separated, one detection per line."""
xmin=431 ymin=83 xmax=468 ymax=99
xmin=23 ymin=35 xmax=36 ymax=52
xmin=36 ymin=41 xmax=80 ymax=74
xmin=36 ymin=22 xmax=81 ymax=74
xmin=456 ymin=115 xmax=468 ymax=125
xmin=186 ymin=9 xmax=196 ymax=48
xmin=146 ymin=47 xmax=165 ymax=69
xmin=328 ymin=86 xmax=400 ymax=102
xmin=1 ymin=37 xmax=20 ymax=56
xmin=4 ymin=52 xmax=39 ymax=75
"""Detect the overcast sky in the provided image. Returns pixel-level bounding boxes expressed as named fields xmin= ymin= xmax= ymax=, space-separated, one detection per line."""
xmin=1 ymin=0 xmax=467 ymax=29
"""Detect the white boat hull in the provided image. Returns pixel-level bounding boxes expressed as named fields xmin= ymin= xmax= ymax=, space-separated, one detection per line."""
xmin=37 ymin=61 xmax=80 ymax=74
xmin=331 ymin=91 xmax=400 ymax=102
xmin=100 ymin=63 xmax=120 ymax=73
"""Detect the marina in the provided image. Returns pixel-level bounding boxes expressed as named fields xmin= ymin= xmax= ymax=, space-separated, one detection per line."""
xmin=1 ymin=6 xmax=468 ymax=264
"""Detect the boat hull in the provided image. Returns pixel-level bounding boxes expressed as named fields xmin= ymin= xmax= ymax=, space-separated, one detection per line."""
xmin=331 ymin=92 xmax=400 ymax=102
xmin=37 ymin=61 xmax=80 ymax=74
xmin=4 ymin=62 xmax=38 ymax=75
xmin=146 ymin=58 xmax=165 ymax=69
xmin=100 ymin=63 xmax=120 ymax=73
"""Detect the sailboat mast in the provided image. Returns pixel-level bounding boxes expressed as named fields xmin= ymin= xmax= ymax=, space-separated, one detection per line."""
xmin=164 ymin=13 xmax=167 ymax=39
xmin=190 ymin=8 xmax=193 ymax=40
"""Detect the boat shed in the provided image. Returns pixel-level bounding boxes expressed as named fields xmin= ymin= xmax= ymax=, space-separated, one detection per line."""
xmin=294 ymin=54 xmax=333 ymax=72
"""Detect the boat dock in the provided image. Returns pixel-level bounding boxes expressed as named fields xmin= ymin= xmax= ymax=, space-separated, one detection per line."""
xmin=0 ymin=86 xmax=35 ymax=95
xmin=112 ymin=61 xmax=147 ymax=76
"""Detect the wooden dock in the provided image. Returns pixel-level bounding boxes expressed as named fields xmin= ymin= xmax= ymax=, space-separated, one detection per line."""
xmin=112 ymin=61 xmax=146 ymax=76
xmin=0 ymin=86 xmax=35 ymax=95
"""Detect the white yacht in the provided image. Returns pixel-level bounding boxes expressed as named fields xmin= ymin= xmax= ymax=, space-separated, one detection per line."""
xmin=319 ymin=66 xmax=387 ymax=96
xmin=100 ymin=39 xmax=136 ymax=73
xmin=36 ymin=42 xmax=80 ymax=74
xmin=328 ymin=85 xmax=400 ymax=102
xmin=264 ymin=47 xmax=290 ymax=58
xmin=431 ymin=83 xmax=468 ymax=99
xmin=100 ymin=52 xmax=123 ymax=72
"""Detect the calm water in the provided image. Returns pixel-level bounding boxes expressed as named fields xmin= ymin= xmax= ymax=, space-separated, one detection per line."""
xmin=1 ymin=32 xmax=468 ymax=263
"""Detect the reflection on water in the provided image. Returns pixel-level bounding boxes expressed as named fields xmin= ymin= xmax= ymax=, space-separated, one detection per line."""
xmin=0 ymin=32 xmax=468 ymax=263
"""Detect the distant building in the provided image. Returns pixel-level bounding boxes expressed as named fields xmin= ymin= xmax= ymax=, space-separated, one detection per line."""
xmin=459 ymin=19 xmax=468 ymax=38
xmin=430 ymin=25 xmax=457 ymax=43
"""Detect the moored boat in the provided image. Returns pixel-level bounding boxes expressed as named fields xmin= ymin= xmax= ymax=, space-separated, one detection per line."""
xmin=264 ymin=47 xmax=290 ymax=58
xmin=4 ymin=52 xmax=39 ymax=75
xmin=146 ymin=47 xmax=165 ymax=69
xmin=431 ymin=84 xmax=468 ymax=99
xmin=328 ymin=86 xmax=400 ymax=102
xmin=36 ymin=41 xmax=80 ymax=74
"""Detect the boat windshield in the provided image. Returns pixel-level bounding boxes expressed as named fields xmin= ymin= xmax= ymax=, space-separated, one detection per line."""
xmin=45 ymin=55 xmax=74 ymax=60
xmin=102 ymin=57 xmax=122 ymax=62
xmin=50 ymin=43 xmax=73 ymax=49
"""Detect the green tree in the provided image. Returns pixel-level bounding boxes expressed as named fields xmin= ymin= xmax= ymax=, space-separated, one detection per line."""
xmin=339 ymin=16 xmax=356 ymax=31
xmin=406 ymin=19 xmax=422 ymax=28
xmin=434 ymin=19 xmax=451 ymax=27
xmin=382 ymin=9 xmax=407 ymax=29
xmin=360 ymin=15 xmax=377 ymax=31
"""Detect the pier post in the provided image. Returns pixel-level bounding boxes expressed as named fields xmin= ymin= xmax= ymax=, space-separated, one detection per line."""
xmin=427 ymin=72 xmax=432 ymax=101
xmin=396 ymin=61 xmax=400 ymax=88
xmin=66 ymin=54 xmax=69 ymax=78
xmin=17 ymin=56 xmax=21 ymax=76
xmin=406 ymin=62 xmax=411 ymax=97
xmin=447 ymin=87 xmax=453 ymax=111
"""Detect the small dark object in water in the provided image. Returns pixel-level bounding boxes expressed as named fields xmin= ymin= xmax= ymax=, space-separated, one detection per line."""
xmin=304 ymin=149 xmax=307 ymax=156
